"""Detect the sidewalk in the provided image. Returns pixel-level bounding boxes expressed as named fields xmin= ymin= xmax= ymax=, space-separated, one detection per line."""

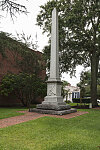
xmin=0 ymin=111 xmax=88 ymax=128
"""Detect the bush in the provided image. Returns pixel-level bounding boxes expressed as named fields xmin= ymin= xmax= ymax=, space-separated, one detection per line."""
xmin=65 ymin=100 xmax=71 ymax=104
xmin=0 ymin=73 xmax=47 ymax=107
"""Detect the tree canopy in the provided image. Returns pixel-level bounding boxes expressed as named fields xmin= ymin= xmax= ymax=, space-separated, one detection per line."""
xmin=37 ymin=0 xmax=100 ymax=107
xmin=37 ymin=0 xmax=100 ymax=72
xmin=77 ymin=70 xmax=100 ymax=99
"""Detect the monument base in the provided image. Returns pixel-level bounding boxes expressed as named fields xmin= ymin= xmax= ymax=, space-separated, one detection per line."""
xmin=30 ymin=104 xmax=77 ymax=115
xmin=30 ymin=87 xmax=77 ymax=115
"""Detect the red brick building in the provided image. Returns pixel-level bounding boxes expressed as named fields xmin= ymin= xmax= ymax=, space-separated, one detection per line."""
xmin=0 ymin=35 xmax=46 ymax=106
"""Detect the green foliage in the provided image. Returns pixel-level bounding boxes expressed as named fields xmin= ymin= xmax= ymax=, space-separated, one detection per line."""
xmin=79 ymin=85 xmax=100 ymax=99
xmin=0 ymin=32 xmax=25 ymax=56
xmin=84 ymin=85 xmax=91 ymax=97
xmin=37 ymin=0 xmax=100 ymax=74
xmin=62 ymin=80 xmax=69 ymax=86
xmin=61 ymin=80 xmax=70 ymax=98
xmin=97 ymin=85 xmax=100 ymax=99
xmin=37 ymin=0 xmax=100 ymax=106
xmin=0 ymin=32 xmax=44 ymax=75
xmin=80 ymin=71 xmax=91 ymax=86
xmin=77 ymin=70 xmax=91 ymax=98
xmin=16 ymin=32 xmax=37 ymax=50
xmin=77 ymin=70 xmax=100 ymax=98
xmin=42 ymin=45 xmax=51 ymax=73
xmin=0 ymin=73 xmax=47 ymax=107
xmin=0 ymin=32 xmax=9 ymax=57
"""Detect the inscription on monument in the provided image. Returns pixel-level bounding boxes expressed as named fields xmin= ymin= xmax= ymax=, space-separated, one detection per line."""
xmin=48 ymin=85 xmax=56 ymax=96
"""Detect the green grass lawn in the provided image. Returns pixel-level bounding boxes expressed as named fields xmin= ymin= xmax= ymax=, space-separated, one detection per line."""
xmin=0 ymin=109 xmax=100 ymax=150
xmin=0 ymin=107 xmax=28 ymax=119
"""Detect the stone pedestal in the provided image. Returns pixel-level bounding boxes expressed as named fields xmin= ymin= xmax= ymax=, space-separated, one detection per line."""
xmin=30 ymin=80 xmax=76 ymax=115
xmin=30 ymin=8 xmax=76 ymax=115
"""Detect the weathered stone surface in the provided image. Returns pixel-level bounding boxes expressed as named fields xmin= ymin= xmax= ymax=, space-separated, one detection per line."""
xmin=50 ymin=8 xmax=59 ymax=79
xmin=43 ymin=96 xmax=65 ymax=105
xmin=30 ymin=108 xmax=77 ymax=115
xmin=42 ymin=8 xmax=63 ymax=106
xmin=36 ymin=104 xmax=71 ymax=111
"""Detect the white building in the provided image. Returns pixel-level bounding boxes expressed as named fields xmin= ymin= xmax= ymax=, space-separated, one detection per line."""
xmin=64 ymin=85 xmax=80 ymax=102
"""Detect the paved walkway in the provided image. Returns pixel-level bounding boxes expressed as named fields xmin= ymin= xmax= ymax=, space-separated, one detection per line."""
xmin=0 ymin=111 xmax=88 ymax=128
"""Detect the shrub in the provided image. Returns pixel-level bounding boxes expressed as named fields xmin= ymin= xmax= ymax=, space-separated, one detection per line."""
xmin=0 ymin=73 xmax=46 ymax=107
xmin=72 ymin=98 xmax=91 ymax=103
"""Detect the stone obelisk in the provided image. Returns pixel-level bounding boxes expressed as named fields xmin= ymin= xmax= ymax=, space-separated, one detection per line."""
xmin=42 ymin=8 xmax=64 ymax=105
xmin=30 ymin=8 xmax=76 ymax=115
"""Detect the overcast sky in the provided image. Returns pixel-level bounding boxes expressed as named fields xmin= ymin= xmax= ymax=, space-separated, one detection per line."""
xmin=0 ymin=0 xmax=49 ymax=51
xmin=0 ymin=0 xmax=86 ymax=86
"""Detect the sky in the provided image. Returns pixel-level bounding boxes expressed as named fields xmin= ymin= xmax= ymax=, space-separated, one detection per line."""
xmin=0 ymin=0 xmax=86 ymax=86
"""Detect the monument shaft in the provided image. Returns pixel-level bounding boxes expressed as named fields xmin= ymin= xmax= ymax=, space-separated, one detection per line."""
xmin=50 ymin=8 xmax=59 ymax=80
xmin=43 ymin=8 xmax=64 ymax=105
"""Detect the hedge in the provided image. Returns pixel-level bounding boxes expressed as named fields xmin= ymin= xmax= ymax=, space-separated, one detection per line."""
xmin=72 ymin=98 xmax=91 ymax=103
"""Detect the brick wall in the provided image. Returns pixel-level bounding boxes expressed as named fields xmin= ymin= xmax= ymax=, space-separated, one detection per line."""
xmin=0 ymin=48 xmax=46 ymax=106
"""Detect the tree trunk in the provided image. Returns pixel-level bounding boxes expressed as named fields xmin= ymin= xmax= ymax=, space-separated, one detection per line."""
xmin=91 ymin=51 xmax=98 ymax=107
